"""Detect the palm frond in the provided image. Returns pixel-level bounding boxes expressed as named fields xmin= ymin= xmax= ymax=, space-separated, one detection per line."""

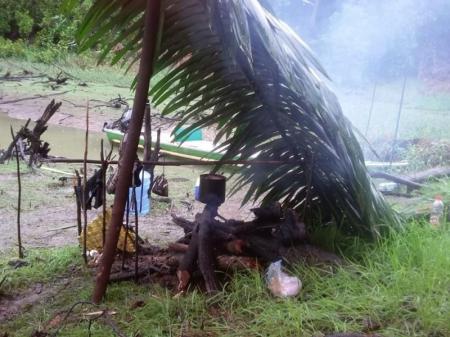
xmin=78 ymin=0 xmax=401 ymax=238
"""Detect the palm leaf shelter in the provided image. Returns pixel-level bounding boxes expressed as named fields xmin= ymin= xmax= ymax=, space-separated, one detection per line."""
xmin=76 ymin=0 xmax=401 ymax=302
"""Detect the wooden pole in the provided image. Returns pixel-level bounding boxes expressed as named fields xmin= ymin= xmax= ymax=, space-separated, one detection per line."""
xmin=75 ymin=170 xmax=82 ymax=236
xmin=82 ymin=102 xmax=89 ymax=264
xmin=364 ymin=82 xmax=377 ymax=137
xmin=92 ymin=0 xmax=161 ymax=304
xmin=101 ymin=139 xmax=107 ymax=247
xmin=121 ymin=198 xmax=130 ymax=270
xmin=389 ymin=77 xmax=407 ymax=165
xmin=44 ymin=158 xmax=296 ymax=166
xmin=133 ymin=183 xmax=139 ymax=283
xmin=11 ymin=127 xmax=23 ymax=259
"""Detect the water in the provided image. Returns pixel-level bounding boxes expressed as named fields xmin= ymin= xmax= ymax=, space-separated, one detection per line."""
xmin=0 ymin=111 xmax=108 ymax=159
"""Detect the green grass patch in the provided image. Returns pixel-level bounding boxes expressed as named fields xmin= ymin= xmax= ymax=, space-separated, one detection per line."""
xmin=2 ymin=222 xmax=449 ymax=337
xmin=0 ymin=246 xmax=82 ymax=293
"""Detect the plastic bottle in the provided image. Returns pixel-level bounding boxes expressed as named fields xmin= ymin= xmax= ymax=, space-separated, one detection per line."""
xmin=430 ymin=195 xmax=444 ymax=228
xmin=129 ymin=170 xmax=151 ymax=215
xmin=194 ymin=177 xmax=200 ymax=201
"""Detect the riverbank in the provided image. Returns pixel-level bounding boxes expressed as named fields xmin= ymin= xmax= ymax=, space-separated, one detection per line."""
xmin=0 ymin=58 xmax=133 ymax=135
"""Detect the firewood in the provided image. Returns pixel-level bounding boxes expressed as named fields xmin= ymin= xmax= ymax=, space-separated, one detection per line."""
xmin=177 ymin=224 xmax=199 ymax=291
xmin=251 ymin=202 xmax=282 ymax=221
xmin=168 ymin=242 xmax=189 ymax=253
xmin=197 ymin=207 xmax=219 ymax=293
xmin=216 ymin=255 xmax=261 ymax=271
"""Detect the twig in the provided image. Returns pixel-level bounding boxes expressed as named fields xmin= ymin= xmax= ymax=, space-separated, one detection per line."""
xmin=82 ymin=102 xmax=89 ymax=264
xmin=11 ymin=127 xmax=23 ymax=259
xmin=389 ymin=76 xmax=407 ymax=165
xmin=0 ymin=91 xmax=70 ymax=105
xmin=44 ymin=158 xmax=301 ymax=166
xmin=0 ymin=74 xmax=46 ymax=81
xmin=121 ymin=198 xmax=130 ymax=270
xmin=50 ymin=301 xmax=97 ymax=337
xmin=133 ymin=178 xmax=139 ymax=283
xmin=364 ymin=82 xmax=377 ymax=137
xmin=0 ymin=275 xmax=6 ymax=289
xmin=102 ymin=313 xmax=128 ymax=337
xmin=0 ymin=119 xmax=30 ymax=163
xmin=48 ymin=225 xmax=78 ymax=232
xmin=101 ymin=139 xmax=107 ymax=247
xmin=75 ymin=170 xmax=82 ymax=236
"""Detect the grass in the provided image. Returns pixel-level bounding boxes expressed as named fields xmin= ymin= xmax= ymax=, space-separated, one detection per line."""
xmin=1 ymin=221 xmax=449 ymax=337
xmin=1 ymin=53 xmax=450 ymax=337
xmin=336 ymin=79 xmax=450 ymax=141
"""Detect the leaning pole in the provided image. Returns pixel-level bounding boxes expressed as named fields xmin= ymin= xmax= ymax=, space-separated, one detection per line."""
xmin=93 ymin=0 xmax=161 ymax=303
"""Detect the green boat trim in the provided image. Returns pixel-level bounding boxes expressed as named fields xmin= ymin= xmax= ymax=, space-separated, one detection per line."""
xmin=104 ymin=128 xmax=224 ymax=161
xmin=105 ymin=128 xmax=409 ymax=169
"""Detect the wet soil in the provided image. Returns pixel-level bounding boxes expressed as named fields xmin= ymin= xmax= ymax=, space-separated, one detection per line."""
xmin=0 ymin=68 xmax=254 ymax=251
xmin=0 ymin=276 xmax=72 ymax=323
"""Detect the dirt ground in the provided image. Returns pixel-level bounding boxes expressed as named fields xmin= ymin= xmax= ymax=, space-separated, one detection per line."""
xmin=0 ymin=63 xmax=256 ymax=252
xmin=0 ymin=66 xmax=217 ymax=141
xmin=0 ymin=163 xmax=255 ymax=252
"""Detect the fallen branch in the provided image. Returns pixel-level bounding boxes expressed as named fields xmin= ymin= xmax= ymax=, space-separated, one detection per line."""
xmin=371 ymin=166 xmax=450 ymax=191
xmin=0 ymin=91 xmax=70 ymax=105
xmin=109 ymin=266 xmax=161 ymax=283
xmin=406 ymin=166 xmax=450 ymax=183
xmin=0 ymin=119 xmax=30 ymax=163
xmin=370 ymin=171 xmax=424 ymax=190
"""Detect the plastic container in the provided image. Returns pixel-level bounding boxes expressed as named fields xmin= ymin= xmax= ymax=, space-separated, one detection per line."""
xmin=129 ymin=170 xmax=151 ymax=215
xmin=194 ymin=177 xmax=200 ymax=201
xmin=174 ymin=126 xmax=203 ymax=142
xmin=430 ymin=195 xmax=444 ymax=228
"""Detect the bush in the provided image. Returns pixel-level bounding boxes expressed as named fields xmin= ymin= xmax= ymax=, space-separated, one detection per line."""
xmin=0 ymin=37 xmax=26 ymax=58
xmin=0 ymin=0 xmax=92 ymax=61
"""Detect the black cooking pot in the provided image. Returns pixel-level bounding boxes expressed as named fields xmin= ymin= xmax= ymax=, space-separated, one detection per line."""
xmin=198 ymin=174 xmax=226 ymax=206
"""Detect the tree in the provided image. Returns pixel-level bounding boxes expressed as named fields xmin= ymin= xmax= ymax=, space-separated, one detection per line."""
xmin=77 ymin=0 xmax=400 ymax=238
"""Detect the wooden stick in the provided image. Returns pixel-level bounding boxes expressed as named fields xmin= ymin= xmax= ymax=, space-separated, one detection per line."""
xmin=44 ymin=158 xmax=299 ymax=166
xmin=121 ymin=199 xmax=130 ymax=271
xmin=0 ymin=119 xmax=30 ymax=163
xmin=75 ymin=170 xmax=82 ymax=236
xmin=133 ymin=183 xmax=139 ymax=283
xmin=82 ymin=101 xmax=89 ymax=264
xmin=93 ymin=0 xmax=162 ymax=304
xmin=389 ymin=76 xmax=407 ymax=165
xmin=198 ymin=206 xmax=219 ymax=293
xmin=364 ymin=82 xmax=377 ymax=137
xmin=0 ymin=91 xmax=70 ymax=105
xmin=101 ymin=139 xmax=107 ymax=247
xmin=11 ymin=127 xmax=23 ymax=259
xmin=370 ymin=171 xmax=423 ymax=190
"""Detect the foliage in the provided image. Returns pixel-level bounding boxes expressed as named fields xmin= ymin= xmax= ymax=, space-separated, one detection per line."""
xmin=0 ymin=246 xmax=81 ymax=293
xmin=406 ymin=140 xmax=450 ymax=171
xmin=0 ymin=0 xmax=92 ymax=62
xmin=0 ymin=37 xmax=27 ymax=58
xmin=2 ymin=223 xmax=449 ymax=336
xmin=77 ymin=0 xmax=400 ymax=238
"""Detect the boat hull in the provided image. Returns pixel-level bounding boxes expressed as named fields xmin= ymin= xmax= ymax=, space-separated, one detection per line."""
xmin=104 ymin=128 xmax=223 ymax=161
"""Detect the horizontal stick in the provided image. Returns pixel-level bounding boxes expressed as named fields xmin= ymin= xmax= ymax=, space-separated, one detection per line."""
xmin=43 ymin=158 xmax=301 ymax=166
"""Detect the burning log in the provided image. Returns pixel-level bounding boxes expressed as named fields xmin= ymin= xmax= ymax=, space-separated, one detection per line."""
xmin=173 ymin=200 xmax=310 ymax=293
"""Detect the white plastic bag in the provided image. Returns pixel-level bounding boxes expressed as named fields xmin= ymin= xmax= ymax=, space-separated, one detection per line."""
xmin=265 ymin=260 xmax=302 ymax=297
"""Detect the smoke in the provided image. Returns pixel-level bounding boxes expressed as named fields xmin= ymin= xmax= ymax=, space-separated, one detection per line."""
xmin=270 ymin=0 xmax=450 ymax=86
xmin=318 ymin=0 xmax=424 ymax=84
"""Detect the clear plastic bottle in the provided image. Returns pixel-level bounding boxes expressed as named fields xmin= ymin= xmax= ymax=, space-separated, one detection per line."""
xmin=430 ymin=195 xmax=444 ymax=228
xmin=129 ymin=170 xmax=151 ymax=215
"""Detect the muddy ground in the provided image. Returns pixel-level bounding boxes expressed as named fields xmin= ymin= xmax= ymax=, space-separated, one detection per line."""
xmin=0 ymin=63 xmax=254 ymax=252
xmin=0 ymin=162 xmax=255 ymax=252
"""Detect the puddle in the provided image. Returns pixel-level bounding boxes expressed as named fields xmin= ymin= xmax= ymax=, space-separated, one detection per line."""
xmin=0 ymin=111 xmax=109 ymax=159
